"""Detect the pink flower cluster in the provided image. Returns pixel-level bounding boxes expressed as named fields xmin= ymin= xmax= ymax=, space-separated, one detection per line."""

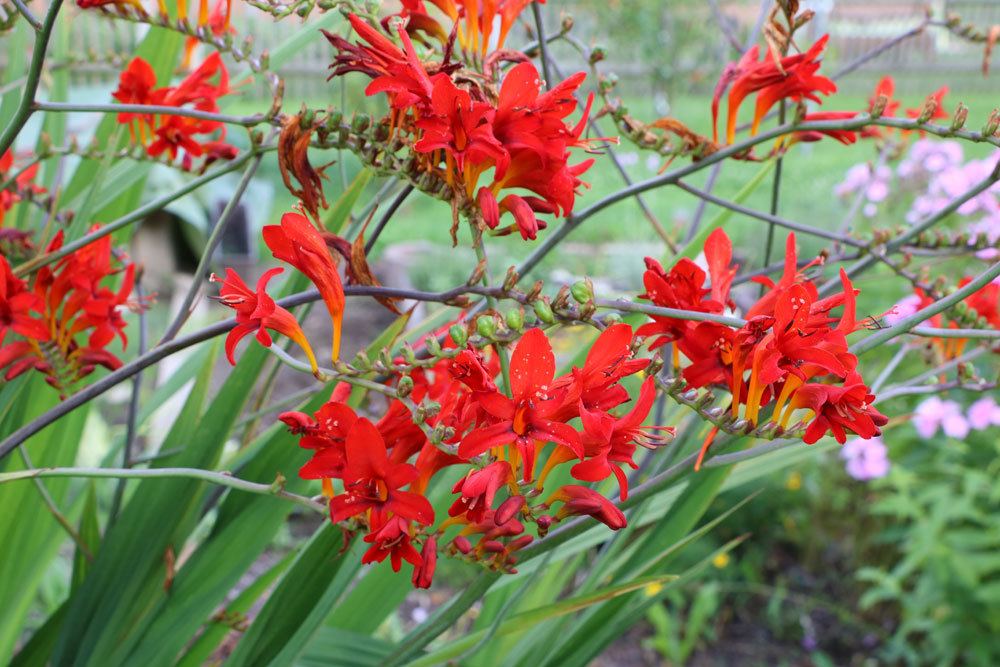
xmin=912 ymin=395 xmax=1000 ymax=440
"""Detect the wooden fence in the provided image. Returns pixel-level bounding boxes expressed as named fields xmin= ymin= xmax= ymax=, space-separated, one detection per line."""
xmin=5 ymin=0 xmax=1000 ymax=100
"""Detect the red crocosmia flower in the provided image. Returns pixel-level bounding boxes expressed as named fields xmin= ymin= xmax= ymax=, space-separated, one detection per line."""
xmin=111 ymin=54 xmax=232 ymax=168
xmin=793 ymin=111 xmax=859 ymax=146
xmin=112 ymin=57 xmax=159 ymax=137
xmin=572 ymin=378 xmax=673 ymax=501
xmin=183 ymin=0 xmax=236 ymax=70
xmin=459 ymin=328 xmax=582 ymax=482
xmin=361 ymin=516 xmax=423 ymax=572
xmin=745 ymin=233 xmax=823 ymax=320
xmin=280 ymin=397 xmax=359 ymax=496
xmin=552 ymin=323 xmax=649 ymax=419
xmin=326 ymin=14 xmax=434 ymax=115
xmin=411 ymin=536 xmax=437 ymax=588
xmin=637 ymin=228 xmax=737 ymax=359
xmin=210 ymin=268 xmax=319 ymax=372
xmin=263 ymin=212 xmax=346 ymax=362
xmin=715 ymin=35 xmax=835 ymax=144
xmin=677 ymin=321 xmax=736 ymax=389
xmin=0 ymin=256 xmax=49 ymax=343
xmin=147 ymin=115 xmax=213 ymax=162
xmin=448 ymin=461 xmax=514 ymax=524
xmin=547 ymin=485 xmax=627 ymax=530
xmin=789 ymin=372 xmax=888 ymax=445
xmin=740 ymin=284 xmax=851 ymax=426
xmin=330 ymin=418 xmax=435 ymax=528
xmin=415 ymin=77 xmax=509 ymax=192
xmin=449 ymin=347 xmax=498 ymax=393
xmin=2 ymin=229 xmax=139 ymax=394
xmin=397 ymin=0 xmax=544 ymax=58
xmin=749 ymin=57 xmax=836 ymax=137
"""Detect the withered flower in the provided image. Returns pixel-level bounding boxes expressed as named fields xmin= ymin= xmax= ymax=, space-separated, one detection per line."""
xmin=278 ymin=114 xmax=330 ymax=224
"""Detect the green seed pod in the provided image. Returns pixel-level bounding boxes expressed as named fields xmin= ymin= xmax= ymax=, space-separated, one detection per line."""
xmin=426 ymin=334 xmax=443 ymax=356
xmin=505 ymin=309 xmax=524 ymax=331
xmin=449 ymin=324 xmax=468 ymax=347
xmin=571 ymin=279 xmax=593 ymax=304
xmin=533 ymin=300 xmax=556 ymax=324
xmin=476 ymin=315 xmax=496 ymax=338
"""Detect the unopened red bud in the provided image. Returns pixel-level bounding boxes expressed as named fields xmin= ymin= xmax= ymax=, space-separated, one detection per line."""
xmin=495 ymin=495 xmax=526 ymax=525
xmin=452 ymin=536 xmax=472 ymax=554
xmin=589 ymin=45 xmax=606 ymax=64
xmin=482 ymin=540 xmax=506 ymax=553
xmin=508 ymin=535 xmax=534 ymax=551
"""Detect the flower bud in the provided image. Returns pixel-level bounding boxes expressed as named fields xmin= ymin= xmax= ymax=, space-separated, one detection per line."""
xmin=449 ymin=324 xmax=468 ymax=347
xmin=870 ymin=94 xmax=888 ymax=119
xmin=396 ymin=375 xmax=414 ymax=398
xmin=351 ymin=113 xmax=370 ymax=133
xmin=426 ymin=334 xmax=442 ymax=356
xmin=401 ymin=343 xmax=416 ymax=364
xmin=503 ymin=266 xmax=520 ymax=291
xmin=915 ymin=95 xmax=938 ymax=124
xmin=505 ymin=309 xmax=524 ymax=331
xmin=481 ymin=540 xmax=505 ymax=553
xmin=412 ymin=537 xmax=437 ymax=589
xmin=984 ymin=109 xmax=1000 ymax=137
xmin=535 ymin=514 xmax=554 ymax=536
xmin=589 ymin=45 xmax=606 ymax=64
xmin=951 ymin=103 xmax=968 ymax=132
xmin=476 ymin=315 xmax=496 ymax=338
xmin=495 ymin=495 xmax=526 ymax=525
xmin=570 ymin=279 xmax=593 ymax=304
xmin=533 ymin=300 xmax=556 ymax=324
xmin=452 ymin=535 xmax=472 ymax=554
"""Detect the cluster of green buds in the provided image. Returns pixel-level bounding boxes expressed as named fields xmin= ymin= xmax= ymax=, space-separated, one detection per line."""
xmin=655 ymin=375 xmax=809 ymax=442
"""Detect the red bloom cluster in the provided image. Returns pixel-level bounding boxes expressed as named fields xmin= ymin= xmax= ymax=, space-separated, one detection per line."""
xmin=112 ymin=53 xmax=236 ymax=170
xmin=279 ymin=323 xmax=670 ymax=587
xmin=0 ymin=230 xmax=139 ymax=395
xmin=713 ymin=36 xmax=836 ymax=144
xmin=397 ymin=0 xmax=543 ymax=59
xmin=638 ymin=229 xmax=887 ymax=456
xmin=213 ymin=211 xmax=346 ymax=369
xmin=325 ymin=12 xmax=600 ymax=241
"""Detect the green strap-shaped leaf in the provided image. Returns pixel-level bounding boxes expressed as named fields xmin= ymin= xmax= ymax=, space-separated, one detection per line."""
xmin=224 ymin=523 xmax=364 ymax=667
xmin=405 ymin=574 xmax=681 ymax=667
xmin=174 ymin=552 xmax=295 ymax=667
xmin=0 ymin=377 xmax=90 ymax=660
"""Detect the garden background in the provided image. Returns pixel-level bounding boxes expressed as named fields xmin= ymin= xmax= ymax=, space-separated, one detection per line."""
xmin=3 ymin=0 xmax=1000 ymax=665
